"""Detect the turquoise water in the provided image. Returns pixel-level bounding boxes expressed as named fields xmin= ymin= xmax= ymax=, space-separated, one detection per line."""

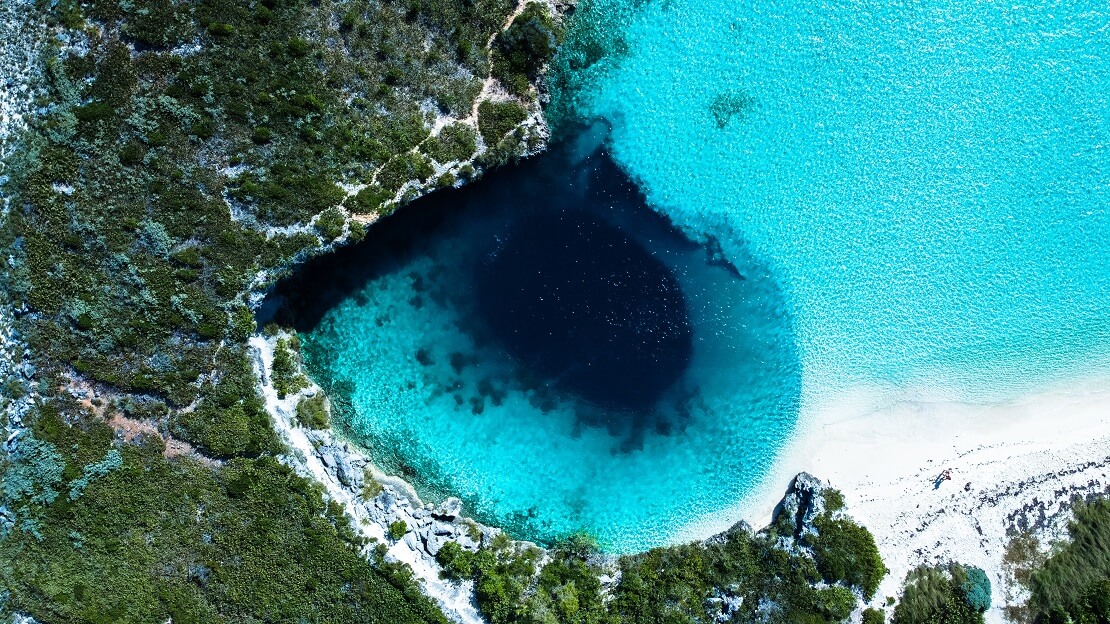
xmin=552 ymin=0 xmax=1110 ymax=402
xmin=286 ymin=143 xmax=800 ymax=551
xmin=294 ymin=0 xmax=1110 ymax=552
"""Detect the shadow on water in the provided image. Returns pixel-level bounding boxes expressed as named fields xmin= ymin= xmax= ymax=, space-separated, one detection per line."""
xmin=263 ymin=126 xmax=735 ymax=435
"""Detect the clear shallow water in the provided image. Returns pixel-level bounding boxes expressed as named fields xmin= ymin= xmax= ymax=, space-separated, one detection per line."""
xmin=279 ymin=0 xmax=1110 ymax=552
xmin=552 ymin=0 xmax=1110 ymax=402
xmin=275 ymin=139 xmax=800 ymax=551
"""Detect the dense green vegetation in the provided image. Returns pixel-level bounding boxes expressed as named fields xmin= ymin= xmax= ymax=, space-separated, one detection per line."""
xmin=478 ymin=100 xmax=531 ymax=146
xmin=810 ymin=513 xmax=888 ymax=600
xmin=0 ymin=407 xmax=447 ymax=624
xmin=492 ymin=2 xmax=563 ymax=96
xmin=892 ymin=563 xmax=989 ymax=624
xmin=438 ymin=497 xmax=886 ymax=624
xmin=0 ymin=0 xmax=557 ymax=620
xmin=1010 ymin=498 xmax=1110 ymax=623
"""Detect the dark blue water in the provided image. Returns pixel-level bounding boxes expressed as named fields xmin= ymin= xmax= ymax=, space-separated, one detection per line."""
xmin=270 ymin=131 xmax=801 ymax=550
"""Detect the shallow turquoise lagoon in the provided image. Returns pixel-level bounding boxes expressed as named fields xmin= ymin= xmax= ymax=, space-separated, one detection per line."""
xmin=553 ymin=0 xmax=1110 ymax=402
xmin=293 ymin=0 xmax=1110 ymax=552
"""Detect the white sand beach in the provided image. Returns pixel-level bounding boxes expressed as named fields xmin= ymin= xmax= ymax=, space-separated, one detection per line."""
xmin=752 ymin=377 xmax=1110 ymax=622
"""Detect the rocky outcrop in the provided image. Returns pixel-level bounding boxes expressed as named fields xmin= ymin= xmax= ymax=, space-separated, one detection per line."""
xmin=773 ymin=471 xmax=829 ymax=540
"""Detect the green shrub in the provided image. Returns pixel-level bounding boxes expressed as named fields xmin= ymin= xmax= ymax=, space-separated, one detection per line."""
xmin=347 ymin=185 xmax=391 ymax=215
xmin=823 ymin=488 xmax=846 ymax=513
xmin=862 ymin=607 xmax=886 ymax=624
xmin=424 ymin=123 xmax=477 ymax=164
xmin=377 ymin=152 xmax=435 ymax=193
xmin=348 ymin=219 xmax=367 ymax=242
xmin=816 ymin=585 xmax=856 ymax=621
xmin=811 ymin=514 xmax=888 ymax=600
xmin=477 ymin=100 xmax=528 ymax=146
xmin=295 ymin=394 xmax=329 ymax=429
xmin=206 ymin=22 xmax=235 ymax=36
xmin=271 ymin=338 xmax=307 ymax=399
xmin=960 ymin=566 xmax=991 ymax=612
xmin=491 ymin=3 xmax=560 ymax=96
xmin=360 ymin=474 xmax=383 ymax=499
xmin=436 ymin=541 xmax=476 ymax=580
xmin=314 ymin=207 xmax=346 ymax=240
xmin=1024 ymin=498 xmax=1110 ymax=622
xmin=389 ymin=520 xmax=409 ymax=541
xmin=893 ymin=564 xmax=984 ymax=624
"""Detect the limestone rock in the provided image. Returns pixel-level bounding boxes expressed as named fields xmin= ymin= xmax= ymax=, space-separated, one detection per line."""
xmin=434 ymin=496 xmax=463 ymax=520
xmin=773 ymin=472 xmax=829 ymax=539
xmin=704 ymin=520 xmax=753 ymax=546
xmin=335 ymin=455 xmax=360 ymax=488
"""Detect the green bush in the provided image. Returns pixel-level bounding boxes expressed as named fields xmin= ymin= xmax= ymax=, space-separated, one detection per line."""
xmin=423 ymin=123 xmax=478 ymax=164
xmin=436 ymin=541 xmax=476 ymax=579
xmin=477 ymin=100 xmax=528 ymax=146
xmin=271 ymin=337 xmax=308 ymax=399
xmin=823 ymin=488 xmax=846 ymax=513
xmin=377 ymin=152 xmax=435 ymax=193
xmin=295 ymin=394 xmax=329 ymax=429
xmin=315 ymin=207 xmax=347 ymax=241
xmin=491 ymin=3 xmax=560 ymax=96
xmin=1024 ymin=498 xmax=1110 ymax=622
xmin=960 ymin=566 xmax=991 ymax=612
xmin=893 ymin=564 xmax=984 ymax=624
xmin=816 ymin=585 xmax=856 ymax=621
xmin=347 ymin=185 xmax=392 ymax=216
xmin=862 ymin=607 xmax=886 ymax=624
xmin=810 ymin=514 xmax=888 ymax=600
xmin=389 ymin=520 xmax=409 ymax=541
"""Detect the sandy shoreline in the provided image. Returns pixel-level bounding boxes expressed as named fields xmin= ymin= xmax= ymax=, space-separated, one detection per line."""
xmin=674 ymin=375 xmax=1110 ymax=622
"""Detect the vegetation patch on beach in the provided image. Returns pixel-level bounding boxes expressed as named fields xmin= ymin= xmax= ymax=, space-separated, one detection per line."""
xmin=1004 ymin=497 xmax=1110 ymax=623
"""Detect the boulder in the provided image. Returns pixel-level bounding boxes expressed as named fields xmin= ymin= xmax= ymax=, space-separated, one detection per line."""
xmin=456 ymin=532 xmax=480 ymax=551
xmin=434 ymin=497 xmax=463 ymax=520
xmin=335 ymin=455 xmax=360 ymax=488
xmin=317 ymin=445 xmax=338 ymax=470
xmin=773 ymin=472 xmax=828 ymax=540
xmin=704 ymin=520 xmax=753 ymax=546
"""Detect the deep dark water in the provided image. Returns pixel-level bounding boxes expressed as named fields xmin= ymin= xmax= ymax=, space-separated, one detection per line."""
xmin=476 ymin=209 xmax=692 ymax=411
xmin=267 ymin=131 xmax=714 ymax=433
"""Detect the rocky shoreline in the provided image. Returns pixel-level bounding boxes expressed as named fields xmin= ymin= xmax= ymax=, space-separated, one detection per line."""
xmin=251 ymin=334 xmax=525 ymax=623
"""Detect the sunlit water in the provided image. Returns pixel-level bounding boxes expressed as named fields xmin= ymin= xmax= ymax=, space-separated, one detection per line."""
xmin=551 ymin=0 xmax=1110 ymax=403
xmin=276 ymin=140 xmax=799 ymax=551
xmin=281 ymin=0 xmax=1110 ymax=552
